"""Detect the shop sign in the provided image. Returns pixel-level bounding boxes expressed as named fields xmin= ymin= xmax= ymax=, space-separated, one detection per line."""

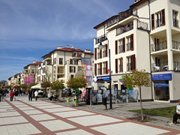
xmin=152 ymin=73 xmax=172 ymax=81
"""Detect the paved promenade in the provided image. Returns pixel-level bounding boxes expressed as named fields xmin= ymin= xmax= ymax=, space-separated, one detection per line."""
xmin=0 ymin=96 xmax=180 ymax=135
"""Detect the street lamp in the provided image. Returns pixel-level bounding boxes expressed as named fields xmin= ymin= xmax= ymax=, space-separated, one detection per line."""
xmin=99 ymin=42 xmax=112 ymax=109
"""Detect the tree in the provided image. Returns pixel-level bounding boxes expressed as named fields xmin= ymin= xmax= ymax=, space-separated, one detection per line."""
xmin=67 ymin=76 xmax=86 ymax=91
xmin=51 ymin=80 xmax=65 ymax=99
xmin=41 ymin=81 xmax=51 ymax=89
xmin=67 ymin=76 xmax=87 ymax=106
xmin=123 ymin=70 xmax=150 ymax=121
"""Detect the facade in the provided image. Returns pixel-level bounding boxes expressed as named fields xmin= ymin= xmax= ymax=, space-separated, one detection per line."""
xmin=23 ymin=61 xmax=41 ymax=85
xmin=41 ymin=47 xmax=93 ymax=87
xmin=94 ymin=0 xmax=180 ymax=102
xmin=7 ymin=73 xmax=21 ymax=86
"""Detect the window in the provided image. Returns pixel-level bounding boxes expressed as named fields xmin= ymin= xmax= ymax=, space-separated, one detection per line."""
xmin=126 ymin=35 xmax=133 ymax=51
xmin=59 ymin=58 xmax=63 ymax=65
xmin=119 ymin=58 xmax=123 ymax=72
xmin=95 ymin=64 xmax=97 ymax=76
xmin=69 ymin=66 xmax=76 ymax=73
xmin=173 ymin=10 xmax=179 ymax=27
xmin=127 ymin=55 xmax=136 ymax=71
xmin=103 ymin=61 xmax=108 ymax=74
xmin=156 ymin=9 xmax=165 ymax=27
xmin=119 ymin=38 xmax=125 ymax=53
xmin=103 ymin=44 xmax=108 ymax=57
xmin=151 ymin=9 xmax=165 ymax=29
xmin=57 ymin=66 xmax=64 ymax=74
xmin=98 ymin=63 xmax=102 ymax=75
xmin=115 ymin=59 xmax=118 ymax=73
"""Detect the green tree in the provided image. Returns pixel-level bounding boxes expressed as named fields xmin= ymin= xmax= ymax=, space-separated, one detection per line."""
xmin=123 ymin=70 xmax=150 ymax=121
xmin=67 ymin=76 xmax=86 ymax=106
xmin=51 ymin=80 xmax=65 ymax=99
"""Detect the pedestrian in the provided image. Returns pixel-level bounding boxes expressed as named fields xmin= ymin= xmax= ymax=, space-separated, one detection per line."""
xmin=28 ymin=90 xmax=33 ymax=101
xmin=9 ymin=90 xmax=14 ymax=101
xmin=102 ymin=90 xmax=109 ymax=110
xmin=0 ymin=88 xmax=2 ymax=102
xmin=14 ymin=90 xmax=18 ymax=101
xmin=34 ymin=90 xmax=38 ymax=101
xmin=172 ymin=99 xmax=180 ymax=124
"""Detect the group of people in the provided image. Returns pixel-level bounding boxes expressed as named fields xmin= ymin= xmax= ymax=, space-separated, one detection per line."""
xmin=28 ymin=89 xmax=39 ymax=101
xmin=0 ymin=87 xmax=8 ymax=102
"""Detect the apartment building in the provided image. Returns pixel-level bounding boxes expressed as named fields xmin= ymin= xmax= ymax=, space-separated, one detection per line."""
xmin=23 ymin=61 xmax=41 ymax=85
xmin=36 ymin=54 xmax=52 ymax=83
xmin=94 ymin=0 xmax=180 ymax=102
xmin=41 ymin=47 xmax=93 ymax=87
xmin=7 ymin=73 xmax=21 ymax=86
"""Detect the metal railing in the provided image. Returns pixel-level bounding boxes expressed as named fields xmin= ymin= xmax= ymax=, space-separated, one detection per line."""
xmin=137 ymin=20 xmax=148 ymax=30
xmin=152 ymin=62 xmax=180 ymax=72
xmin=172 ymin=41 xmax=180 ymax=50
xmin=151 ymin=41 xmax=167 ymax=52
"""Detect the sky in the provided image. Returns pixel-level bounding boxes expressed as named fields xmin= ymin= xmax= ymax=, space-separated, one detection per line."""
xmin=0 ymin=0 xmax=134 ymax=81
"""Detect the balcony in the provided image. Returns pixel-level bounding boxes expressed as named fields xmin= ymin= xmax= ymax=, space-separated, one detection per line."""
xmin=151 ymin=41 xmax=167 ymax=52
xmin=137 ymin=20 xmax=148 ymax=31
xmin=116 ymin=22 xmax=133 ymax=36
xmin=95 ymin=36 xmax=107 ymax=44
xmin=152 ymin=62 xmax=180 ymax=72
xmin=106 ymin=9 xmax=133 ymax=28
xmin=172 ymin=41 xmax=180 ymax=50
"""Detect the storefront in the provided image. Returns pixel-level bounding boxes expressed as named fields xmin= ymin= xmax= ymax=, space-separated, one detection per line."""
xmin=152 ymin=73 xmax=172 ymax=101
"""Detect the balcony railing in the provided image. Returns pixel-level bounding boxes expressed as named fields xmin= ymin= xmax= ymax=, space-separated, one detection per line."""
xmin=137 ymin=20 xmax=148 ymax=31
xmin=151 ymin=41 xmax=167 ymax=52
xmin=95 ymin=36 xmax=107 ymax=44
xmin=116 ymin=22 xmax=133 ymax=36
xmin=106 ymin=9 xmax=134 ymax=28
xmin=152 ymin=62 xmax=180 ymax=72
xmin=172 ymin=41 xmax=180 ymax=50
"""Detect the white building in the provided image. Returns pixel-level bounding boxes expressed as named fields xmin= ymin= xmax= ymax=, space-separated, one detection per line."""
xmin=41 ymin=47 xmax=93 ymax=87
xmin=94 ymin=0 xmax=180 ymax=102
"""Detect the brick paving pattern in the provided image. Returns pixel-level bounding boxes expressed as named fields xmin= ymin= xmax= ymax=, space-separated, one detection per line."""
xmin=0 ymin=96 xmax=179 ymax=135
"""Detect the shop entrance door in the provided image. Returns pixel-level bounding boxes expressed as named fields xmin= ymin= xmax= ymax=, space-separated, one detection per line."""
xmin=154 ymin=80 xmax=169 ymax=101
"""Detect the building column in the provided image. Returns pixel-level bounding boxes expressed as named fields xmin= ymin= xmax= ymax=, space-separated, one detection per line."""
xmin=166 ymin=0 xmax=173 ymax=70
xmin=165 ymin=0 xmax=174 ymax=101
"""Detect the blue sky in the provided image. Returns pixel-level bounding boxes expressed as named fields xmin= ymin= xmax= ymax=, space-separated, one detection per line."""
xmin=0 ymin=0 xmax=134 ymax=81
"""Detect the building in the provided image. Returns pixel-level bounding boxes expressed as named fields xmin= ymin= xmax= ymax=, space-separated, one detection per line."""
xmin=23 ymin=61 xmax=41 ymax=85
xmin=41 ymin=47 xmax=93 ymax=87
xmin=93 ymin=0 xmax=180 ymax=102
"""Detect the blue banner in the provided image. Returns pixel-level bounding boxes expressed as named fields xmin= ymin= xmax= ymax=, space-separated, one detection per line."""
xmin=152 ymin=73 xmax=172 ymax=81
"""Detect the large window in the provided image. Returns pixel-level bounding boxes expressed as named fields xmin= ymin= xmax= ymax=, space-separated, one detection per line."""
xmin=151 ymin=9 xmax=165 ymax=29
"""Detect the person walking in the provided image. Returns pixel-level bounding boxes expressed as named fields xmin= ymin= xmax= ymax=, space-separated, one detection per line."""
xmin=173 ymin=99 xmax=180 ymax=124
xmin=28 ymin=90 xmax=33 ymax=101
xmin=102 ymin=90 xmax=109 ymax=110
xmin=34 ymin=90 xmax=38 ymax=101
xmin=9 ymin=90 xmax=14 ymax=101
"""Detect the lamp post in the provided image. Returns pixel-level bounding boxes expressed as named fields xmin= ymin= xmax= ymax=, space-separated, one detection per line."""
xmin=99 ymin=42 xmax=112 ymax=109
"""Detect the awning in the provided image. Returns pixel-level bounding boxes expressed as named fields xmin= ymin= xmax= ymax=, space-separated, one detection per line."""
xmin=31 ymin=83 xmax=42 ymax=89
